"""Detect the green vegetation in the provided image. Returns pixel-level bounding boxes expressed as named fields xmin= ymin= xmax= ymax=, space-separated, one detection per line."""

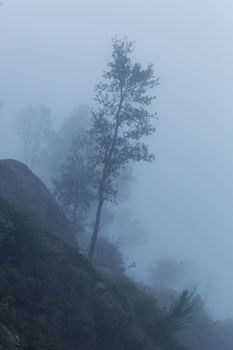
xmin=0 ymin=199 xmax=195 ymax=350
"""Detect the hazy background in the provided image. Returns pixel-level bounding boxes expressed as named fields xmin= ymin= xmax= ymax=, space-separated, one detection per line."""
xmin=1 ymin=0 xmax=233 ymax=319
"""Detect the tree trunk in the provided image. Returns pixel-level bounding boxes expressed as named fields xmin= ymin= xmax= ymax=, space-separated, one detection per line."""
xmin=88 ymin=192 xmax=104 ymax=260
xmin=88 ymin=97 xmax=121 ymax=260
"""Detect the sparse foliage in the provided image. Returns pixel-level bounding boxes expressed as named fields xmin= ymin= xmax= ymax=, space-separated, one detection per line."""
xmin=149 ymin=289 xmax=200 ymax=349
xmin=168 ymin=290 xmax=200 ymax=331
xmin=88 ymin=37 xmax=159 ymax=259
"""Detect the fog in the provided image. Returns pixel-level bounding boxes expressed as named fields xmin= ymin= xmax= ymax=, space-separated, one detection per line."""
xmin=1 ymin=0 xmax=233 ymax=319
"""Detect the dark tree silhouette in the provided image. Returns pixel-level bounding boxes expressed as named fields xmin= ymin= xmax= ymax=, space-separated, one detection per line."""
xmin=53 ymin=133 xmax=96 ymax=233
xmin=88 ymin=38 xmax=159 ymax=259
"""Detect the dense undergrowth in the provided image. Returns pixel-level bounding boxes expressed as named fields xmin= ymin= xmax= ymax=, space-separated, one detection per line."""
xmin=0 ymin=199 xmax=190 ymax=350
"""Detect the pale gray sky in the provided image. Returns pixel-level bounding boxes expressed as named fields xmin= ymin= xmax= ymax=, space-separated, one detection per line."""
xmin=1 ymin=0 xmax=233 ymax=318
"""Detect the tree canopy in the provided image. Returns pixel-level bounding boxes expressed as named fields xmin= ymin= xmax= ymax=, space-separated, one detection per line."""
xmin=88 ymin=37 xmax=159 ymax=259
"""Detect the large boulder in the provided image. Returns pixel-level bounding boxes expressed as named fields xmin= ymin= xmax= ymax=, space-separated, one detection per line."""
xmin=0 ymin=159 xmax=77 ymax=248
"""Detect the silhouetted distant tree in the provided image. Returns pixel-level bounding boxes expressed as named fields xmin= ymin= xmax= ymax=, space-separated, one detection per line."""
xmin=17 ymin=106 xmax=51 ymax=171
xmin=49 ymin=105 xmax=90 ymax=174
xmin=52 ymin=107 xmax=136 ymax=240
xmin=88 ymin=37 xmax=159 ymax=259
xmin=150 ymin=290 xmax=200 ymax=348
xmin=53 ymin=133 xmax=96 ymax=233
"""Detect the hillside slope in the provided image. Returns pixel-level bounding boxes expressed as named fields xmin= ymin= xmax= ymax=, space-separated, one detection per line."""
xmin=0 ymin=160 xmax=196 ymax=350
xmin=0 ymin=199 xmax=188 ymax=350
xmin=0 ymin=159 xmax=76 ymax=248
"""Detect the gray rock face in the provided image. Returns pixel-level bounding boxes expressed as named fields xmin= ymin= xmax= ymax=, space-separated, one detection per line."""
xmin=0 ymin=159 xmax=77 ymax=248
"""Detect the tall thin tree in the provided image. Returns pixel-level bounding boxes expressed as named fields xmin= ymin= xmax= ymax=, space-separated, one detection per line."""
xmin=88 ymin=38 xmax=159 ymax=259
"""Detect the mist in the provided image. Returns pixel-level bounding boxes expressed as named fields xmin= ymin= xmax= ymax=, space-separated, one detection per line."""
xmin=1 ymin=0 xmax=233 ymax=322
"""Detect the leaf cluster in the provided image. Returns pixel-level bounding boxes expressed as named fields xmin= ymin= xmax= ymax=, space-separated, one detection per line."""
xmin=90 ymin=37 xmax=159 ymax=200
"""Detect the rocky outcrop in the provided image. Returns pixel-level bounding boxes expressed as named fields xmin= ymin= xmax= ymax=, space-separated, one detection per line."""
xmin=0 ymin=159 xmax=77 ymax=248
